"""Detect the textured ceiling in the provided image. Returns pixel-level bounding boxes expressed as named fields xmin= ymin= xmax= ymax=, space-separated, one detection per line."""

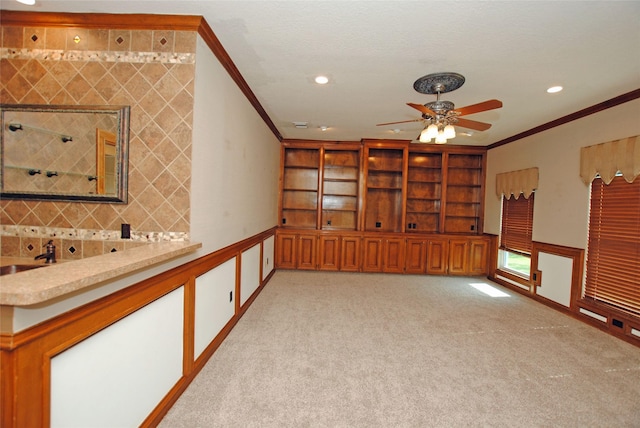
xmin=3 ymin=1 xmax=640 ymax=145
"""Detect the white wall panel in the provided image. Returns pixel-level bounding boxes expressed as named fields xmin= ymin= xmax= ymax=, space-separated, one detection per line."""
xmin=536 ymin=252 xmax=573 ymax=307
xmin=194 ymin=258 xmax=236 ymax=358
xmin=241 ymin=244 xmax=261 ymax=306
xmin=263 ymin=235 xmax=275 ymax=280
xmin=50 ymin=287 xmax=184 ymax=428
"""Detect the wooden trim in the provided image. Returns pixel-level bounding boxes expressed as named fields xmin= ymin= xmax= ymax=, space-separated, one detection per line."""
xmin=532 ymin=241 xmax=584 ymax=311
xmin=0 ymin=10 xmax=203 ymax=30
xmin=488 ymin=89 xmax=640 ymax=149
xmin=0 ymin=227 xmax=276 ymax=427
xmin=196 ymin=18 xmax=282 ymax=141
xmin=182 ymin=275 xmax=196 ymax=375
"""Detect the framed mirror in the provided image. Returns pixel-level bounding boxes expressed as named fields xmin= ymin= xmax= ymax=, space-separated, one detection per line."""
xmin=1 ymin=104 xmax=130 ymax=203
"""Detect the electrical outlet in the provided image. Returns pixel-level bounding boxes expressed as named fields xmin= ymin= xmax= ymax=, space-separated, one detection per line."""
xmin=121 ymin=223 xmax=131 ymax=239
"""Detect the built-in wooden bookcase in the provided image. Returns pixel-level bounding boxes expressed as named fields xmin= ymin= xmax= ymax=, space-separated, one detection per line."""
xmin=364 ymin=146 xmax=405 ymax=232
xmin=277 ymin=140 xmax=488 ymax=274
xmin=281 ymin=147 xmax=320 ymax=229
xmin=406 ymin=152 xmax=442 ymax=233
xmin=444 ymin=153 xmax=484 ymax=234
xmin=321 ymin=149 xmax=360 ymax=230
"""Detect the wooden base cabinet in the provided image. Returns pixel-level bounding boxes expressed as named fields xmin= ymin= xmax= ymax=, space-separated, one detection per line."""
xmin=276 ymin=230 xmax=488 ymax=276
xmin=362 ymin=236 xmax=405 ymax=273
xmin=448 ymin=238 xmax=489 ymax=275
xmin=275 ymin=232 xmax=317 ymax=270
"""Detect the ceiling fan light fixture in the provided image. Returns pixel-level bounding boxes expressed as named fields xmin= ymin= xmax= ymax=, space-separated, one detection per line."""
xmin=435 ymin=132 xmax=448 ymax=144
xmin=419 ymin=128 xmax=431 ymax=143
xmin=425 ymin=123 xmax=439 ymax=139
xmin=443 ymin=124 xmax=456 ymax=139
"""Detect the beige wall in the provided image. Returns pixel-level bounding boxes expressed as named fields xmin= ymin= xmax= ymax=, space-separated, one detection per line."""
xmin=484 ymin=98 xmax=640 ymax=249
xmin=190 ymin=35 xmax=280 ymax=254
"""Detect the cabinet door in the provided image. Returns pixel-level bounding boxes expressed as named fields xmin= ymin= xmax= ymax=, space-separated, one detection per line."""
xmin=297 ymin=234 xmax=317 ymax=270
xmin=427 ymin=239 xmax=449 ymax=275
xmin=468 ymin=239 xmax=489 ymax=275
xmin=448 ymin=239 xmax=469 ymax=275
xmin=318 ymin=235 xmax=340 ymax=271
xmin=340 ymin=235 xmax=361 ymax=272
xmin=275 ymin=233 xmax=297 ymax=269
xmin=362 ymin=237 xmax=384 ymax=272
xmin=383 ymin=238 xmax=405 ymax=273
xmin=405 ymin=239 xmax=427 ymax=274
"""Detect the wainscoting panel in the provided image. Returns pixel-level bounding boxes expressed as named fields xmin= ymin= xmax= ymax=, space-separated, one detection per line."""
xmin=241 ymin=244 xmax=261 ymax=306
xmin=194 ymin=258 xmax=237 ymax=358
xmin=536 ymin=252 xmax=573 ymax=307
xmin=50 ymin=287 xmax=184 ymax=427
xmin=263 ymin=235 xmax=275 ymax=281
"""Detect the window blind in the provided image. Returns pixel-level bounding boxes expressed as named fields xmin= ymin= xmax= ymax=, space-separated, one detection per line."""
xmin=500 ymin=193 xmax=534 ymax=255
xmin=584 ymin=176 xmax=640 ymax=315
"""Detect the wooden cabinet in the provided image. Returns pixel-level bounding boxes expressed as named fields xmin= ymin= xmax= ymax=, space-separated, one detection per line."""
xmin=275 ymin=231 xmax=317 ymax=270
xmin=362 ymin=236 xmax=405 ymax=273
xmin=444 ymin=153 xmax=485 ymax=234
xmin=364 ymin=144 xmax=406 ymax=233
xmin=277 ymin=140 xmax=489 ymax=276
xmin=448 ymin=237 xmax=489 ymax=275
xmin=406 ymin=152 xmax=442 ymax=233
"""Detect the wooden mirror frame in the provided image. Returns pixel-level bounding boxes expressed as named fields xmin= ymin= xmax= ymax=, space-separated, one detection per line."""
xmin=0 ymin=104 xmax=130 ymax=203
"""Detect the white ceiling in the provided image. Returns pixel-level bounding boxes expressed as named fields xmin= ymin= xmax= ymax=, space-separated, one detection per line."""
xmin=3 ymin=1 xmax=640 ymax=145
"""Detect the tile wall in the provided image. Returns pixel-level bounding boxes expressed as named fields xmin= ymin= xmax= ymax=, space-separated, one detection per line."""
xmin=0 ymin=24 xmax=197 ymax=255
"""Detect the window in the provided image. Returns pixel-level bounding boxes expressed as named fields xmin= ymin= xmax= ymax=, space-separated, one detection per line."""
xmin=499 ymin=193 xmax=534 ymax=277
xmin=584 ymin=176 xmax=640 ymax=316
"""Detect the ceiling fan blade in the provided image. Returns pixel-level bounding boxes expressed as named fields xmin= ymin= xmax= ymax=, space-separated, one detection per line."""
xmin=407 ymin=102 xmax=437 ymax=117
xmin=455 ymin=117 xmax=492 ymax=131
xmin=376 ymin=119 xmax=421 ymax=126
xmin=454 ymin=99 xmax=502 ymax=116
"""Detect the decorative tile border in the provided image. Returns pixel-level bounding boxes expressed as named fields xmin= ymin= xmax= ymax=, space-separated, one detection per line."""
xmin=0 ymin=48 xmax=196 ymax=64
xmin=0 ymin=225 xmax=188 ymax=242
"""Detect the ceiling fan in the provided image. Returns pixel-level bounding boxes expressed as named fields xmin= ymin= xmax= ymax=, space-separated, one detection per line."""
xmin=377 ymin=72 xmax=503 ymax=144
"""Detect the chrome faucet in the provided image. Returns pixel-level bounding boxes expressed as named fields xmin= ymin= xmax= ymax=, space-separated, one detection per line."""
xmin=34 ymin=240 xmax=56 ymax=264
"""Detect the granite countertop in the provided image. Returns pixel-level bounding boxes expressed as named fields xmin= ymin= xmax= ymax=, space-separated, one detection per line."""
xmin=0 ymin=241 xmax=201 ymax=306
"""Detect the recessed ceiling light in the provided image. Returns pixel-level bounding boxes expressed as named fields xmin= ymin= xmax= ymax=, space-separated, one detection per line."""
xmin=547 ymin=86 xmax=563 ymax=93
xmin=314 ymin=75 xmax=329 ymax=85
xmin=320 ymin=126 xmax=328 ymax=131
xmin=16 ymin=0 xmax=36 ymax=4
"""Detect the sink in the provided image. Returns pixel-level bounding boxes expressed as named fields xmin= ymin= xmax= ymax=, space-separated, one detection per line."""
xmin=0 ymin=264 xmax=47 ymax=276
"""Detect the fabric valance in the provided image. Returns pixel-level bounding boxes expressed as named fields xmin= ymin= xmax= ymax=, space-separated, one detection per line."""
xmin=580 ymin=135 xmax=639 ymax=185
xmin=495 ymin=167 xmax=538 ymax=199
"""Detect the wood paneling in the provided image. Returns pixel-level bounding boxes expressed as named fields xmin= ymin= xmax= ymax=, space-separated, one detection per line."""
xmin=0 ymin=228 xmax=276 ymax=427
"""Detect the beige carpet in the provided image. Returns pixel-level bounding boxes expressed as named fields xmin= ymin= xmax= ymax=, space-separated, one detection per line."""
xmin=159 ymin=271 xmax=640 ymax=427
